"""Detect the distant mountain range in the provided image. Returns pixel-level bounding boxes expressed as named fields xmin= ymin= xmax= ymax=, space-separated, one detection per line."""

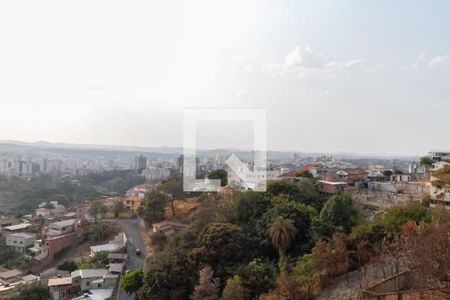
xmin=0 ymin=140 xmax=420 ymax=160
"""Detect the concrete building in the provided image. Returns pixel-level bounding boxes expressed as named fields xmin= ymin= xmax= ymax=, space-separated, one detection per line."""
xmin=126 ymin=184 xmax=151 ymax=197
xmin=2 ymin=223 xmax=32 ymax=234
xmin=122 ymin=196 xmax=144 ymax=211
xmin=428 ymin=150 xmax=450 ymax=162
xmin=48 ymin=219 xmax=76 ymax=236
xmin=317 ymin=180 xmax=349 ymax=194
xmin=134 ymin=155 xmax=147 ymax=170
xmin=90 ymin=232 xmax=127 ymax=256
xmin=48 ymin=277 xmax=74 ymax=300
xmin=6 ymin=233 xmax=36 ymax=253
xmin=71 ymin=269 xmax=117 ymax=292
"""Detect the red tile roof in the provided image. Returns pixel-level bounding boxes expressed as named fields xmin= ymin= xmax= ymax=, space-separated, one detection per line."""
xmin=279 ymin=164 xmax=320 ymax=177
xmin=342 ymin=168 xmax=368 ymax=175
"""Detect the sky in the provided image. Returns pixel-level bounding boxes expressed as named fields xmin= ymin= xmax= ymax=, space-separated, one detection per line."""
xmin=0 ymin=0 xmax=450 ymax=155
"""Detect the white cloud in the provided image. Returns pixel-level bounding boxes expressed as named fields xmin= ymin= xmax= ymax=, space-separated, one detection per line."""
xmin=284 ymin=46 xmax=325 ymax=70
xmin=412 ymin=50 xmax=427 ymax=69
xmin=326 ymin=59 xmax=363 ymax=71
xmin=366 ymin=62 xmax=388 ymax=73
xmin=428 ymin=54 xmax=449 ymax=68
xmin=265 ymin=46 xmax=363 ymax=78
xmin=409 ymin=51 xmax=448 ymax=70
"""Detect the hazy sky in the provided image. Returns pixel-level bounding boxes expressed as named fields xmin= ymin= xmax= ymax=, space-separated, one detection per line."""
xmin=1 ymin=0 xmax=449 ymax=155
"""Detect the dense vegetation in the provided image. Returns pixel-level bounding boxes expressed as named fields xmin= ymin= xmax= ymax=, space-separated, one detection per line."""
xmin=0 ymin=169 xmax=144 ymax=214
xmin=138 ymin=176 xmax=449 ymax=299
xmin=8 ymin=283 xmax=50 ymax=300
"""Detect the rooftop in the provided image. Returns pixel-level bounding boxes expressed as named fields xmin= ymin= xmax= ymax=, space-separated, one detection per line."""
xmin=21 ymin=274 xmax=39 ymax=283
xmin=0 ymin=269 xmax=21 ymax=280
xmin=90 ymin=244 xmax=121 ymax=253
xmin=71 ymin=269 xmax=109 ymax=279
xmin=3 ymin=223 xmax=32 ymax=231
xmin=72 ymin=289 xmax=114 ymax=300
xmin=342 ymin=168 xmax=368 ymax=175
xmin=48 ymin=277 xmax=72 ymax=286
xmin=49 ymin=219 xmax=77 ymax=228
xmin=109 ymin=263 xmax=124 ymax=273
xmin=279 ymin=164 xmax=323 ymax=177
xmin=7 ymin=232 xmax=36 ymax=239
xmin=108 ymin=253 xmax=128 ymax=260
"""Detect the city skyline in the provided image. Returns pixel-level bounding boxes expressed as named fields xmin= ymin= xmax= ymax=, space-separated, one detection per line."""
xmin=1 ymin=1 xmax=450 ymax=155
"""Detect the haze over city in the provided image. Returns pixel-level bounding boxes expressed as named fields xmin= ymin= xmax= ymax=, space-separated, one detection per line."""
xmin=1 ymin=1 xmax=450 ymax=155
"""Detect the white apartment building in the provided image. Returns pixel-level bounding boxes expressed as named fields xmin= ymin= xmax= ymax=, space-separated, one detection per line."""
xmin=6 ymin=233 xmax=36 ymax=253
xmin=428 ymin=150 xmax=450 ymax=162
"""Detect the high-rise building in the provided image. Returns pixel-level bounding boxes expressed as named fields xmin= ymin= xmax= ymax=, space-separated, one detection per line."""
xmin=134 ymin=155 xmax=147 ymax=170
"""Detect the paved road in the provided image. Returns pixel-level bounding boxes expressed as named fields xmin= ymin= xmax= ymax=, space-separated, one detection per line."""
xmin=116 ymin=218 xmax=147 ymax=300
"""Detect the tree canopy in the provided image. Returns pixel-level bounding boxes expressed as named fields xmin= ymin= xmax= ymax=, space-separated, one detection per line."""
xmin=207 ymin=169 xmax=228 ymax=187
xmin=315 ymin=192 xmax=360 ymax=238
xmin=142 ymin=190 xmax=167 ymax=225
xmin=120 ymin=268 xmax=144 ymax=295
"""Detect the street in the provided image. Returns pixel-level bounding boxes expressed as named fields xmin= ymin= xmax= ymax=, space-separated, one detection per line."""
xmin=116 ymin=218 xmax=147 ymax=300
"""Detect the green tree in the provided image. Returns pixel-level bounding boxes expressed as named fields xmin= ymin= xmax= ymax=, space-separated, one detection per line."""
xmin=293 ymin=254 xmax=318 ymax=299
xmin=381 ymin=203 xmax=432 ymax=231
xmin=268 ymin=217 xmax=297 ymax=261
xmin=9 ymin=283 xmax=49 ymax=300
xmin=261 ymin=201 xmax=316 ymax=255
xmin=316 ymin=192 xmax=360 ymax=239
xmin=420 ymin=156 xmax=434 ymax=170
xmin=57 ymin=260 xmax=78 ymax=272
xmin=298 ymin=178 xmax=323 ymax=210
xmin=220 ymin=275 xmax=249 ymax=300
xmin=232 ymin=191 xmax=271 ymax=225
xmin=207 ymin=169 xmax=228 ymax=187
xmin=266 ymin=180 xmax=302 ymax=199
xmin=83 ymin=220 xmax=109 ymax=241
xmin=190 ymin=223 xmax=251 ymax=280
xmin=139 ymin=235 xmax=197 ymax=300
xmin=89 ymin=251 xmax=109 ymax=268
xmin=266 ymin=179 xmax=322 ymax=209
xmin=237 ymin=258 xmax=276 ymax=298
xmin=120 ymin=268 xmax=144 ymax=295
xmin=142 ymin=190 xmax=167 ymax=225
xmin=383 ymin=170 xmax=393 ymax=177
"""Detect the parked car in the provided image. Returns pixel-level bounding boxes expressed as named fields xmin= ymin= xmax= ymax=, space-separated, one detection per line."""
xmin=135 ymin=248 xmax=141 ymax=256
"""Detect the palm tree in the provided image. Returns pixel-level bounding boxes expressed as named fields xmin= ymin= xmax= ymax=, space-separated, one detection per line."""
xmin=268 ymin=217 xmax=297 ymax=256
